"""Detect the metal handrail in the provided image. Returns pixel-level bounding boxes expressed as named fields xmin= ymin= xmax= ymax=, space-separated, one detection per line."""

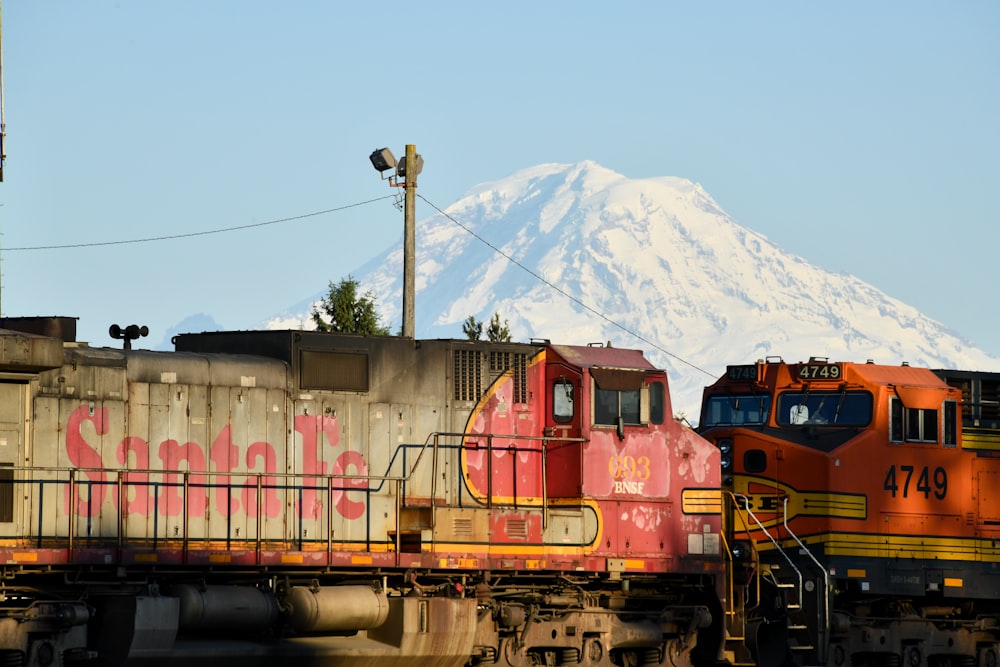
xmin=4 ymin=428 xmax=582 ymax=563
xmin=734 ymin=493 xmax=804 ymax=609
xmin=721 ymin=490 xmax=762 ymax=623
xmin=782 ymin=497 xmax=830 ymax=662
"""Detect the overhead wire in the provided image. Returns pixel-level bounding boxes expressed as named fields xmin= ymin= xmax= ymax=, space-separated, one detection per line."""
xmin=0 ymin=196 xmax=396 ymax=251
xmin=1 ymin=189 xmax=712 ymax=378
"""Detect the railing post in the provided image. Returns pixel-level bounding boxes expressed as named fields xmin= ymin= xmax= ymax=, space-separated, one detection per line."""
xmin=68 ymin=470 xmax=76 ymax=561
xmin=117 ymin=471 xmax=125 ymax=558
xmin=430 ymin=434 xmax=439 ymax=529
xmin=486 ymin=435 xmax=494 ymax=509
xmin=394 ymin=479 xmax=402 ymax=564
xmin=327 ymin=474 xmax=334 ymax=565
xmin=256 ymin=473 xmax=263 ymax=554
xmin=182 ymin=471 xmax=190 ymax=563
xmin=541 ymin=437 xmax=548 ymax=529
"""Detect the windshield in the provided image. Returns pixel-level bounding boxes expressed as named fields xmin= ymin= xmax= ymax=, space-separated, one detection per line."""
xmin=776 ymin=391 xmax=872 ymax=427
xmin=703 ymin=394 xmax=771 ymax=426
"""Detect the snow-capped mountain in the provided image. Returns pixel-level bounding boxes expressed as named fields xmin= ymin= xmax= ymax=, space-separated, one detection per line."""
xmin=262 ymin=161 xmax=999 ymax=418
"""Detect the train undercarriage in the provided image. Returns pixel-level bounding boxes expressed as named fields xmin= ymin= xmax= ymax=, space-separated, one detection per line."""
xmin=729 ymin=568 xmax=1000 ymax=667
xmin=0 ymin=566 xmax=724 ymax=667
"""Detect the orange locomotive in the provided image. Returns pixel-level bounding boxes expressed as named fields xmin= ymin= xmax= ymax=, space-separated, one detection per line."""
xmin=699 ymin=357 xmax=1000 ymax=667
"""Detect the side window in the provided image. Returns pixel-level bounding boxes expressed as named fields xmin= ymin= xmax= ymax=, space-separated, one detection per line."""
xmin=595 ymin=387 xmax=619 ymax=425
xmin=594 ymin=387 xmax=641 ymax=425
xmin=943 ymin=400 xmax=957 ymax=447
xmin=907 ymin=407 xmax=937 ymax=443
xmin=649 ymin=382 xmax=665 ymax=425
xmin=553 ymin=380 xmax=574 ymax=424
xmin=621 ymin=389 xmax=640 ymax=424
xmin=889 ymin=396 xmax=940 ymax=444
xmin=890 ymin=397 xmax=904 ymax=443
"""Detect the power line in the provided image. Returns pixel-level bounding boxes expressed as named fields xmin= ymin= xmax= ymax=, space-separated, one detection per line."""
xmin=0 ymin=196 xmax=395 ymax=252
xmin=417 ymin=194 xmax=715 ymax=379
xmin=2 ymin=187 xmax=712 ymax=378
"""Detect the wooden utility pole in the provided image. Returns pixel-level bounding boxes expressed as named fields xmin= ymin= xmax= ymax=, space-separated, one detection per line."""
xmin=402 ymin=144 xmax=417 ymax=339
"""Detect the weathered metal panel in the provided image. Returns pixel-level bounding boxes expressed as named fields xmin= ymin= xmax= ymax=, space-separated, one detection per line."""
xmin=0 ymin=329 xmax=63 ymax=373
xmin=124 ymin=381 xmax=153 ymax=541
xmin=206 ymin=384 xmax=246 ymax=542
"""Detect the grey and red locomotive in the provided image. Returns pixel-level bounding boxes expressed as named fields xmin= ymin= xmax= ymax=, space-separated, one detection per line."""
xmin=0 ymin=317 xmax=723 ymax=667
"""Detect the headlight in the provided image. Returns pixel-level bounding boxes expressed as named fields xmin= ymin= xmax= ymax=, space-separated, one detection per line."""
xmin=731 ymin=541 xmax=753 ymax=562
xmin=721 ymin=452 xmax=732 ymax=470
xmin=718 ymin=438 xmax=733 ymax=454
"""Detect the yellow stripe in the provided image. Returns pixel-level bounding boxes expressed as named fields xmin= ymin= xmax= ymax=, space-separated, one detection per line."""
xmin=730 ymin=474 xmax=867 ymax=525
xmin=754 ymin=531 xmax=1000 ymax=562
xmin=682 ymin=489 xmax=722 ymax=514
xmin=431 ymin=541 xmax=591 ymax=557
xmin=962 ymin=428 xmax=1000 ymax=451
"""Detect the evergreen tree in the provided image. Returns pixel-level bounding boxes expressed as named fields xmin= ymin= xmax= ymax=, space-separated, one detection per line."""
xmin=311 ymin=276 xmax=390 ymax=335
xmin=462 ymin=315 xmax=484 ymax=341
xmin=486 ymin=312 xmax=512 ymax=342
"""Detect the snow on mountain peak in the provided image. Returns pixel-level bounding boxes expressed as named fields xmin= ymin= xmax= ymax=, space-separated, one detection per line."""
xmin=263 ymin=161 xmax=999 ymax=418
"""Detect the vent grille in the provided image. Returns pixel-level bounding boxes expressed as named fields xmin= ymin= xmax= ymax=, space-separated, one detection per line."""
xmin=454 ymin=350 xmax=484 ymax=401
xmin=489 ymin=351 xmax=529 ymax=404
xmin=506 ymin=518 xmax=528 ymax=539
xmin=452 ymin=517 xmax=473 ymax=537
xmin=299 ymin=350 xmax=369 ymax=391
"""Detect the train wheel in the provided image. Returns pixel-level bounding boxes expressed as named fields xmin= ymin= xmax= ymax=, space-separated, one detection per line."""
xmin=584 ymin=639 xmax=604 ymax=665
xmin=501 ymin=637 xmax=531 ymax=667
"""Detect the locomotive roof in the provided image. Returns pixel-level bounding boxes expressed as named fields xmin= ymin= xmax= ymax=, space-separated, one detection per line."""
xmin=843 ymin=362 xmax=952 ymax=388
xmin=548 ymin=344 xmax=657 ymax=371
xmin=58 ymin=345 xmax=291 ymax=389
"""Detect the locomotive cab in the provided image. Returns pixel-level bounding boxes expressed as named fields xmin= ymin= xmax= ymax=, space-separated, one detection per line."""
xmin=699 ymin=357 xmax=1000 ymax=667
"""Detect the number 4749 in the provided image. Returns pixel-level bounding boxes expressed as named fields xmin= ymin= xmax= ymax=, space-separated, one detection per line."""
xmin=883 ymin=464 xmax=947 ymax=499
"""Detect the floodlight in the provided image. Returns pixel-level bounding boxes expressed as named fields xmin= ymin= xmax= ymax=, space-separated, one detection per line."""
xmin=369 ymin=148 xmax=397 ymax=173
xmin=397 ymin=153 xmax=423 ymax=178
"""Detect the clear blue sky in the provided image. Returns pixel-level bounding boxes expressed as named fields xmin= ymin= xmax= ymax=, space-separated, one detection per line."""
xmin=2 ymin=2 xmax=998 ymax=357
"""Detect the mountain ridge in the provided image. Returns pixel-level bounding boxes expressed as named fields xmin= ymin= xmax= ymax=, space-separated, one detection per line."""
xmin=262 ymin=161 xmax=998 ymax=417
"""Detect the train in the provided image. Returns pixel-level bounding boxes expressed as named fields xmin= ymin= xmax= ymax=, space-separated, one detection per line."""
xmin=0 ymin=315 xmax=997 ymax=667
xmin=698 ymin=356 xmax=1000 ymax=667
xmin=0 ymin=316 xmax=725 ymax=667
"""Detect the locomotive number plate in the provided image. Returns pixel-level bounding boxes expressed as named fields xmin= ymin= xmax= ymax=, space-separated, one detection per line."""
xmin=727 ymin=365 xmax=757 ymax=381
xmin=797 ymin=364 xmax=841 ymax=380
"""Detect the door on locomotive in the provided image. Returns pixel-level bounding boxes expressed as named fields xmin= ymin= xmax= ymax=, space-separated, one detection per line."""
xmin=0 ymin=382 xmax=26 ymax=537
xmin=544 ymin=361 xmax=583 ymax=498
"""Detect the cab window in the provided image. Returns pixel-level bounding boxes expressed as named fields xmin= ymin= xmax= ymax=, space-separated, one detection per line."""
xmin=553 ymin=380 xmax=575 ymax=424
xmin=777 ymin=391 xmax=872 ymax=427
xmin=595 ymin=387 xmax=640 ymax=425
xmin=702 ymin=394 xmax=770 ymax=426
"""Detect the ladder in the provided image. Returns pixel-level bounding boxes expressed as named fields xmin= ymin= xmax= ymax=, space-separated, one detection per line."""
xmin=734 ymin=494 xmax=830 ymax=664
